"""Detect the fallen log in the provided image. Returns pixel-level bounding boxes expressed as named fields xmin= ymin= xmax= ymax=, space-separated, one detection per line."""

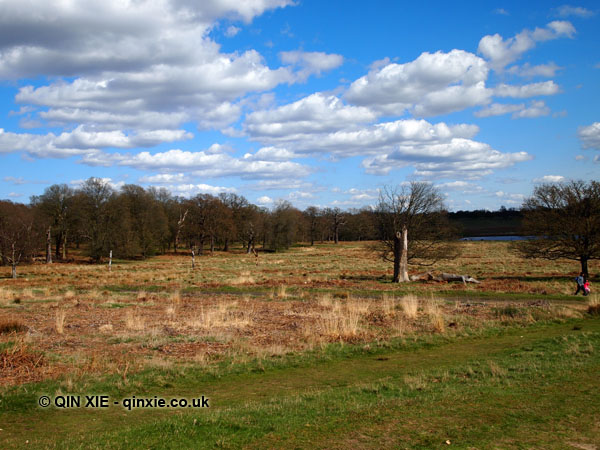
xmin=409 ymin=272 xmax=434 ymax=282
xmin=439 ymin=272 xmax=481 ymax=284
xmin=409 ymin=272 xmax=480 ymax=284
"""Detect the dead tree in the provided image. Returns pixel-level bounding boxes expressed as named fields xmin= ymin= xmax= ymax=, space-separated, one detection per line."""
xmin=376 ymin=183 xmax=458 ymax=283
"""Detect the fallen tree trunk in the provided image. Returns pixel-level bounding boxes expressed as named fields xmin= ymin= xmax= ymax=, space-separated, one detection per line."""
xmin=410 ymin=272 xmax=480 ymax=284
xmin=438 ymin=273 xmax=481 ymax=284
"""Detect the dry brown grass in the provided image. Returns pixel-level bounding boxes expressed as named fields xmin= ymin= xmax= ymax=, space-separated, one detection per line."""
xmin=125 ymin=309 xmax=146 ymax=331
xmin=1 ymin=241 xmax=597 ymax=386
xmin=400 ymin=295 xmax=419 ymax=319
xmin=0 ymin=319 xmax=27 ymax=334
xmin=587 ymin=294 xmax=600 ymax=316
xmin=55 ymin=310 xmax=66 ymax=334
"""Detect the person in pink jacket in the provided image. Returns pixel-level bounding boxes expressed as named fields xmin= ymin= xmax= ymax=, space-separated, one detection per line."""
xmin=584 ymin=280 xmax=590 ymax=296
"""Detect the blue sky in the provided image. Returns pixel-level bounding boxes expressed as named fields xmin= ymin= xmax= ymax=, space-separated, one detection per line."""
xmin=0 ymin=0 xmax=598 ymax=210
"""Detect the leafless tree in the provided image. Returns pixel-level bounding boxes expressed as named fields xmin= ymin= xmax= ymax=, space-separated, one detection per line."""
xmin=0 ymin=201 xmax=40 ymax=278
xmin=376 ymin=183 xmax=458 ymax=282
xmin=515 ymin=180 xmax=600 ymax=278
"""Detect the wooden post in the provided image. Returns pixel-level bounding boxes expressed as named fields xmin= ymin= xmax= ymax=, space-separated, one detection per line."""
xmin=108 ymin=250 xmax=112 ymax=272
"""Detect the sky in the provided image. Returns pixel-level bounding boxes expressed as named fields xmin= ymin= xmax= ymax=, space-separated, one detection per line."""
xmin=0 ymin=0 xmax=598 ymax=211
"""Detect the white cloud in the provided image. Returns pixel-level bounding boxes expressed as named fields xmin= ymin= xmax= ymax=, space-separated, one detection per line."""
xmin=478 ymin=21 xmax=575 ymax=71
xmin=345 ymin=49 xmax=491 ymax=117
xmin=163 ymin=183 xmax=236 ymax=197
xmin=493 ymin=8 xmax=509 ymax=15
xmin=138 ymin=173 xmax=191 ymax=184
xmin=555 ymin=5 xmax=595 ymax=18
xmin=0 ymin=127 xmax=192 ymax=158
xmin=243 ymin=147 xmax=298 ymax=161
xmin=80 ymin=147 xmax=313 ymax=180
xmin=495 ymin=81 xmax=560 ymax=98
xmin=225 ymin=25 xmax=241 ymax=37
xmin=508 ymin=62 xmax=562 ymax=78
xmin=575 ymin=155 xmax=585 ymax=161
xmin=511 ymin=101 xmax=550 ymax=119
xmin=1 ymin=1 xmax=300 ymax=134
xmin=256 ymin=195 xmax=274 ymax=205
xmin=533 ymin=175 xmax=565 ymax=183
xmin=436 ymin=181 xmax=485 ymax=193
xmin=578 ymin=122 xmax=600 ymax=149
xmin=244 ymin=93 xmax=376 ymax=141
xmin=475 ymin=103 xmax=524 ymax=118
xmin=361 ymin=137 xmax=532 ymax=179
xmin=494 ymin=191 xmax=525 ymax=204
xmin=279 ymin=50 xmax=344 ymax=81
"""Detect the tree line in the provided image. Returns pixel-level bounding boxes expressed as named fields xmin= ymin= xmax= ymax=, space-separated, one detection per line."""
xmin=1 ymin=178 xmax=598 ymax=280
xmin=0 ymin=178 xmax=385 ymax=276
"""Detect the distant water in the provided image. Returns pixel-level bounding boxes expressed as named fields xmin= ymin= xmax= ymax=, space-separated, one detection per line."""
xmin=460 ymin=236 xmax=534 ymax=241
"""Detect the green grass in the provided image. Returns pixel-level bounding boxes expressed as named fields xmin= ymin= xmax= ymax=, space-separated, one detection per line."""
xmin=2 ymin=318 xmax=599 ymax=449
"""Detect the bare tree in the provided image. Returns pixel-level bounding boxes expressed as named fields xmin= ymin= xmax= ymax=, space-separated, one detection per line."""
xmin=323 ymin=208 xmax=346 ymax=244
xmin=31 ymin=184 xmax=75 ymax=261
xmin=0 ymin=201 xmax=40 ymax=278
xmin=376 ymin=183 xmax=458 ymax=283
xmin=515 ymin=180 xmax=600 ymax=278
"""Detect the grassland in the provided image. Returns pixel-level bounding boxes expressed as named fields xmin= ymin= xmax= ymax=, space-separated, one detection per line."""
xmin=1 ymin=241 xmax=599 ymax=448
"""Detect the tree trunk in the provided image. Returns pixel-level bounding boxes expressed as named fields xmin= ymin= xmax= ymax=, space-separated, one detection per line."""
xmin=223 ymin=238 xmax=229 ymax=252
xmin=392 ymin=231 xmax=401 ymax=283
xmin=400 ymin=225 xmax=409 ymax=282
xmin=46 ymin=226 xmax=52 ymax=264
xmin=62 ymin=232 xmax=67 ymax=260
xmin=393 ymin=226 xmax=409 ymax=283
xmin=108 ymin=250 xmax=112 ymax=272
xmin=581 ymin=257 xmax=589 ymax=279
xmin=11 ymin=264 xmax=17 ymax=279
xmin=191 ymin=249 xmax=195 ymax=269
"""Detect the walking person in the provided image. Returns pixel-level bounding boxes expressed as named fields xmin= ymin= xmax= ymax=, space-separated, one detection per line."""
xmin=574 ymin=272 xmax=586 ymax=295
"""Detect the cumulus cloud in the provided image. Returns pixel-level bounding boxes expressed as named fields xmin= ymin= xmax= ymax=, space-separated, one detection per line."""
xmin=244 ymin=93 xmax=376 ymax=141
xmin=161 ymin=183 xmax=236 ymax=197
xmin=511 ymin=101 xmax=550 ymax=119
xmin=361 ymin=138 xmax=532 ymax=179
xmin=475 ymin=103 xmax=525 ymax=118
xmin=435 ymin=181 xmax=485 ymax=193
xmin=243 ymin=147 xmax=298 ymax=161
xmin=2 ymin=0 xmax=299 ymax=133
xmin=533 ymin=175 xmax=565 ymax=183
xmin=495 ymin=81 xmax=560 ymax=98
xmin=279 ymin=50 xmax=344 ymax=81
xmin=478 ymin=21 xmax=575 ymax=71
xmin=345 ymin=49 xmax=491 ymax=117
xmin=508 ymin=62 xmax=562 ymax=78
xmin=0 ymin=127 xmax=192 ymax=158
xmin=256 ymin=195 xmax=274 ymax=205
xmin=578 ymin=122 xmax=600 ymax=149
xmin=80 ymin=148 xmax=313 ymax=180
xmin=475 ymin=100 xmax=551 ymax=119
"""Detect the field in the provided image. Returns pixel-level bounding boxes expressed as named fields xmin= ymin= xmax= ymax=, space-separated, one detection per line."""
xmin=1 ymin=241 xmax=599 ymax=449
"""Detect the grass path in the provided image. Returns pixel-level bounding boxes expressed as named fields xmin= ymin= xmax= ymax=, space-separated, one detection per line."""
xmin=2 ymin=318 xmax=600 ymax=448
